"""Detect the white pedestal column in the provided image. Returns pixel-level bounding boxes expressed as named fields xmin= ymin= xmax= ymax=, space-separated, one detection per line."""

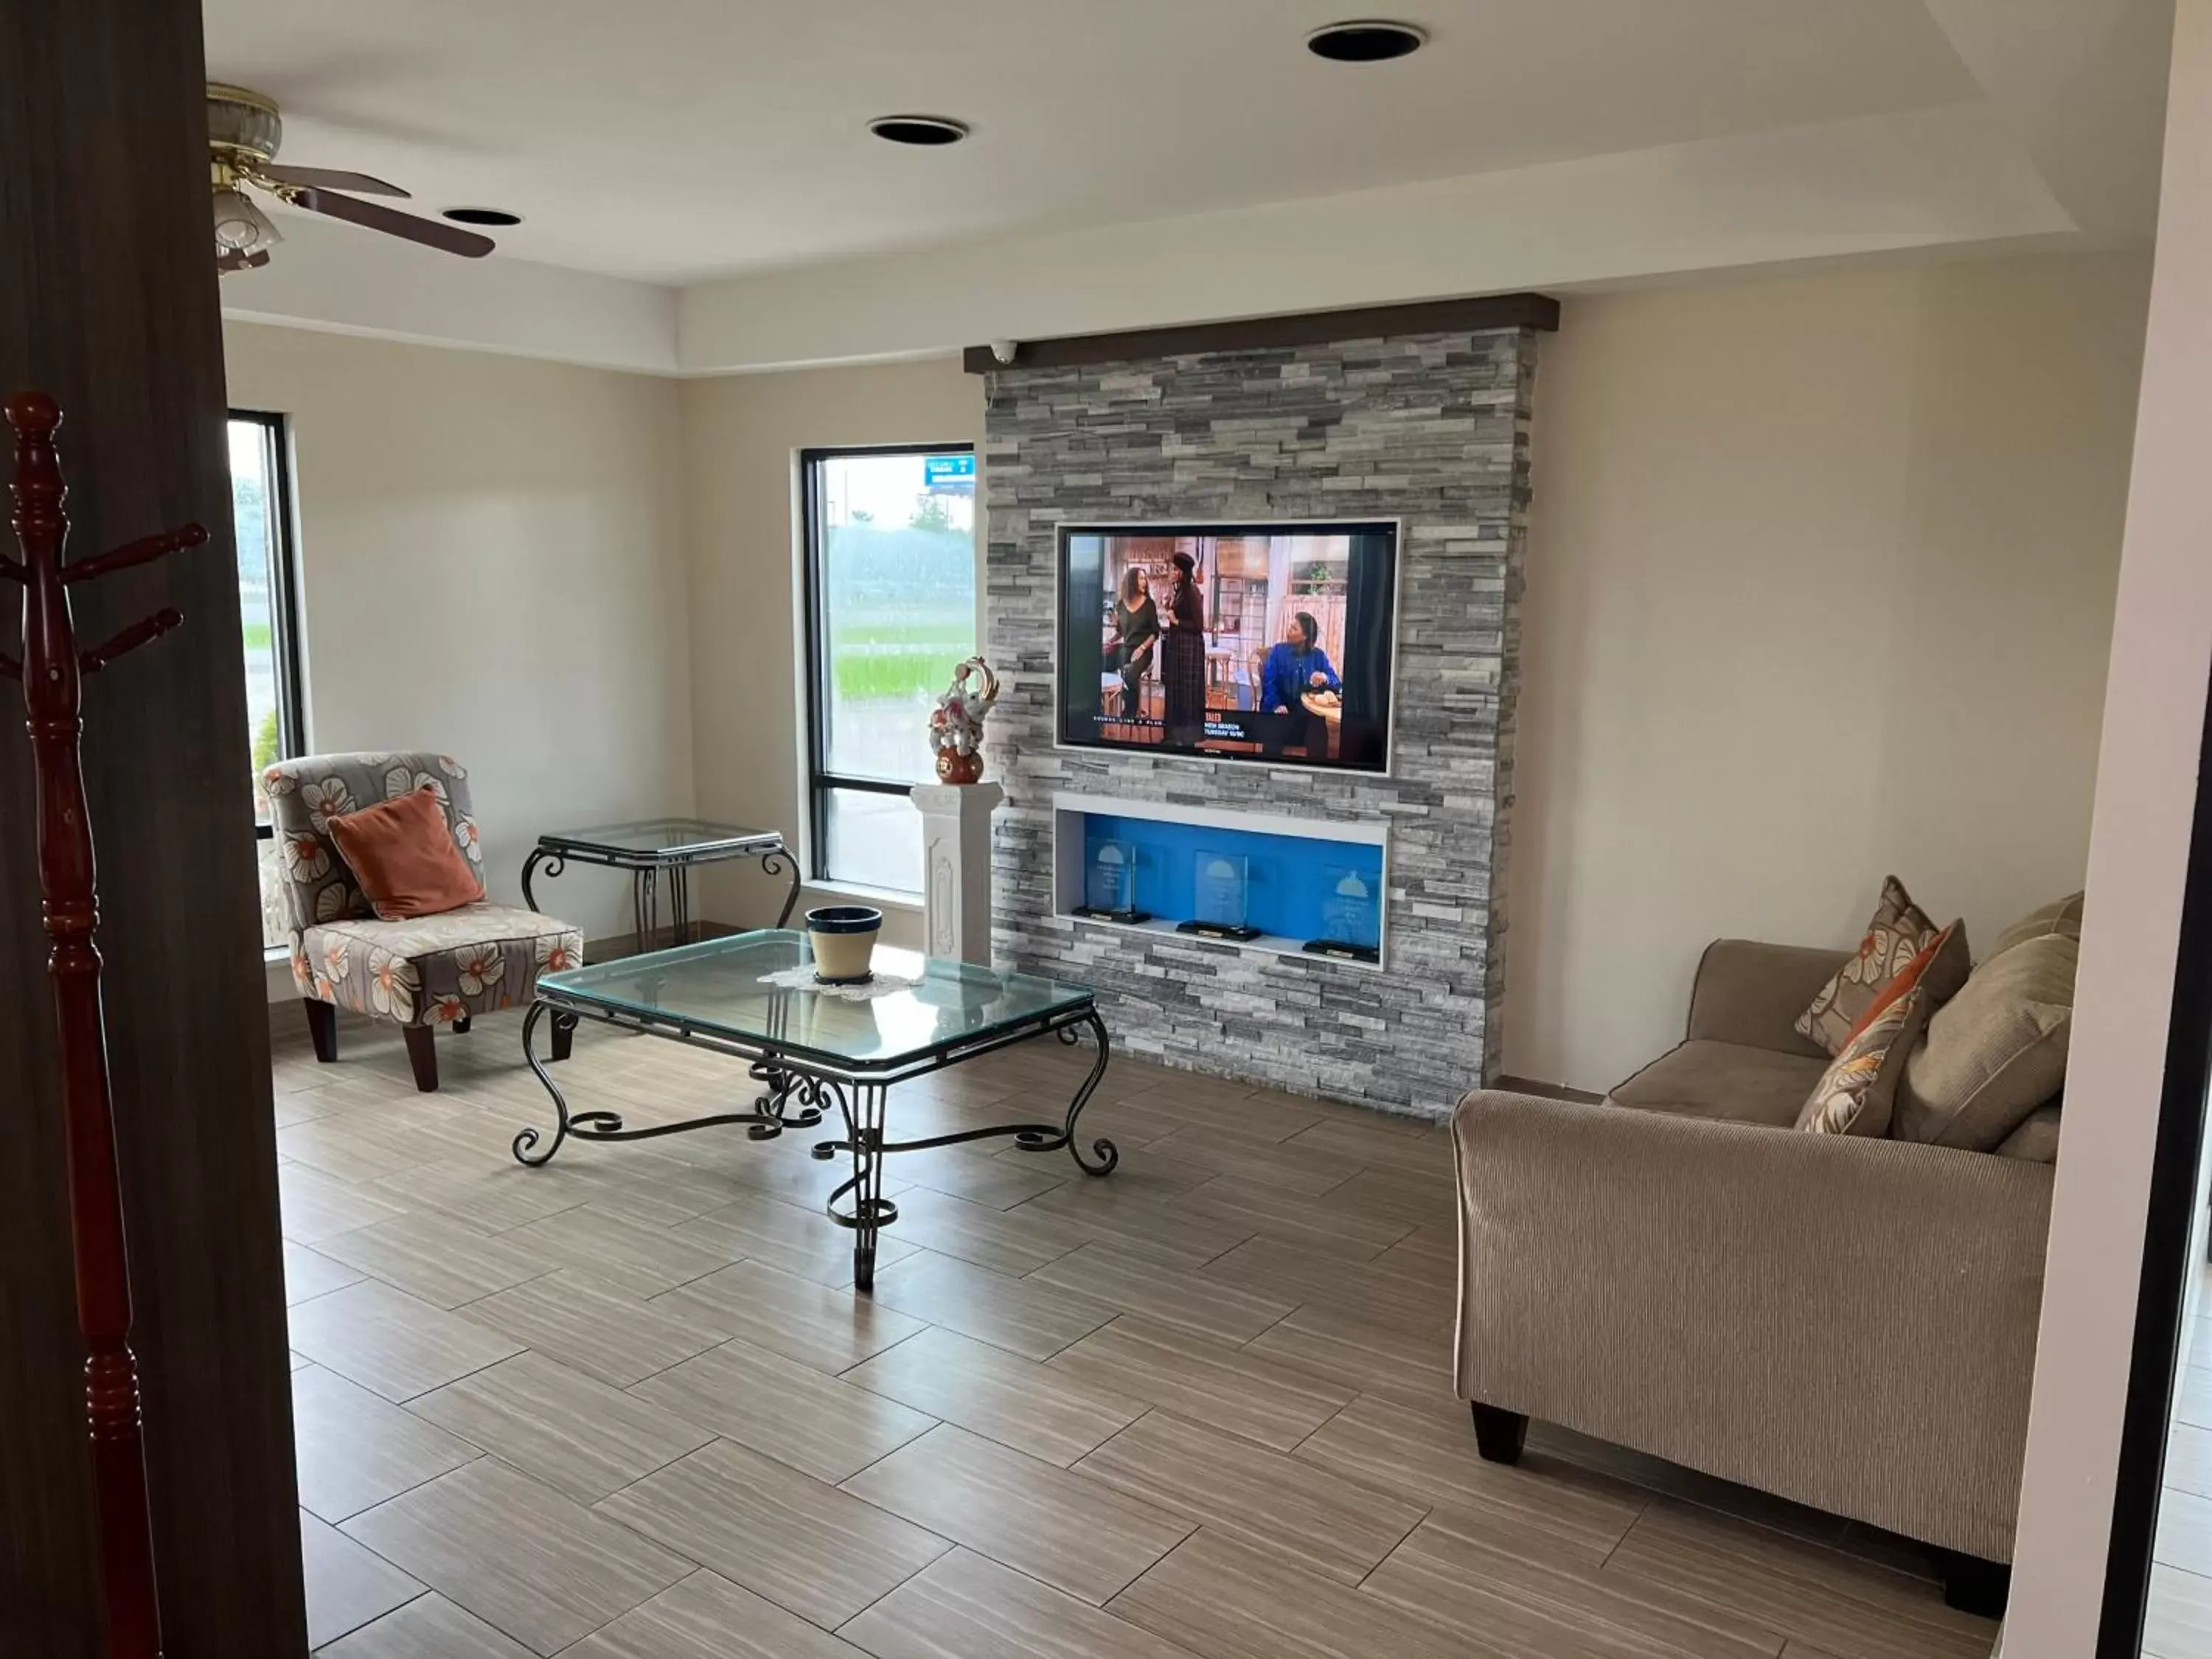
xmin=910 ymin=781 xmax=1004 ymax=965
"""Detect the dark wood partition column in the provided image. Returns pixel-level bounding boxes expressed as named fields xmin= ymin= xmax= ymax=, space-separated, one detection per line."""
xmin=0 ymin=2 xmax=307 ymax=1655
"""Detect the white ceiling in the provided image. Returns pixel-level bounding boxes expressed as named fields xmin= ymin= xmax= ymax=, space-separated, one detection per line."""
xmin=206 ymin=0 xmax=2174 ymax=373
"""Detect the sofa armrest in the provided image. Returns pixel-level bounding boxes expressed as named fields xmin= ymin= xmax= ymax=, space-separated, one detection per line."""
xmin=1452 ymin=1089 xmax=2051 ymax=1560
xmin=1686 ymin=939 xmax=1851 ymax=1057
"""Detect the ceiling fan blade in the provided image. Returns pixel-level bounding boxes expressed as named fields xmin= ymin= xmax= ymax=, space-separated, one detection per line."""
xmin=291 ymin=187 xmax=494 ymax=257
xmin=260 ymin=164 xmax=410 ymax=198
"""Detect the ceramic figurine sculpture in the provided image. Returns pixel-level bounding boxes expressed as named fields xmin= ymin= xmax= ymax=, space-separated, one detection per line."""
xmin=928 ymin=655 xmax=999 ymax=784
xmin=7 ymin=389 xmax=204 ymax=1659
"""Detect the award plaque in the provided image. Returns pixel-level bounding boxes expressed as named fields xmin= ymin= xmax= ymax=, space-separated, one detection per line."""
xmin=1077 ymin=839 xmax=1147 ymax=923
xmin=1178 ymin=850 xmax=1262 ymax=942
xmin=1304 ymin=866 xmax=1382 ymax=964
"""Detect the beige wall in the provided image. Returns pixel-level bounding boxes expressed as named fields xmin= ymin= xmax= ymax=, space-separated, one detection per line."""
xmin=223 ymin=322 xmax=694 ymax=948
xmin=680 ymin=357 xmax=983 ymax=945
xmin=1509 ymin=250 xmax=2152 ymax=1092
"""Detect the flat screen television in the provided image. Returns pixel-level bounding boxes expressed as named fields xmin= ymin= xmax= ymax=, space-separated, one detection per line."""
xmin=1057 ymin=521 xmax=1399 ymax=772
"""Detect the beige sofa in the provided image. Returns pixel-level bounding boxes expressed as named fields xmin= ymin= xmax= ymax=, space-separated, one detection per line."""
xmin=1451 ymin=939 xmax=2055 ymax=1614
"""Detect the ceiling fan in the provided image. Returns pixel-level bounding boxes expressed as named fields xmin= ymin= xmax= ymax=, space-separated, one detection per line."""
xmin=206 ymin=83 xmax=495 ymax=274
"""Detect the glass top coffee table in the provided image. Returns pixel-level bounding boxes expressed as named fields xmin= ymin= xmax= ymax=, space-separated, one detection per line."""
xmin=511 ymin=930 xmax=1115 ymax=1290
xmin=521 ymin=817 xmax=798 ymax=953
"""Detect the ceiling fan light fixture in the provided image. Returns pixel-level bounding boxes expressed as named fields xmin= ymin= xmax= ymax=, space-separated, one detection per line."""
xmin=1306 ymin=20 xmax=1428 ymax=61
xmin=868 ymin=114 xmax=970 ymax=147
xmin=212 ymin=185 xmax=280 ymax=256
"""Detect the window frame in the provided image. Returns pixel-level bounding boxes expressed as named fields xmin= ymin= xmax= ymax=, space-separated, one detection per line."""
xmin=798 ymin=441 xmax=976 ymax=891
xmin=232 ymin=408 xmax=307 ymax=842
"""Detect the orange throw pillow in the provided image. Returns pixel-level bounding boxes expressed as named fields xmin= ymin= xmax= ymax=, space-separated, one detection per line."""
xmin=325 ymin=787 xmax=484 ymax=919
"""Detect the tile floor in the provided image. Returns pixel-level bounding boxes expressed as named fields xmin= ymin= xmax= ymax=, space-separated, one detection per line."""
xmin=2148 ymin=1294 xmax=2212 ymax=1658
xmin=276 ymin=1004 xmax=2002 ymax=1658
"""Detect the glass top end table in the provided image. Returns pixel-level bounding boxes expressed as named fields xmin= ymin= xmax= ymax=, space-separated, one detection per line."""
xmin=510 ymin=930 xmax=1116 ymax=1290
xmin=522 ymin=816 xmax=799 ymax=953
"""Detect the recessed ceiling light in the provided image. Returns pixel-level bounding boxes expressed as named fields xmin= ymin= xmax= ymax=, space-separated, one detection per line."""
xmin=1306 ymin=20 xmax=1427 ymax=61
xmin=442 ymin=206 xmax=521 ymax=226
xmin=869 ymin=114 xmax=970 ymax=147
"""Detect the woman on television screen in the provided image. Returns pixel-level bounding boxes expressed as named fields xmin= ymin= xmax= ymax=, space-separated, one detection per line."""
xmin=1160 ymin=549 xmax=1207 ymax=743
xmin=1261 ymin=610 xmax=1341 ymax=714
xmin=1110 ymin=566 xmax=1158 ymax=718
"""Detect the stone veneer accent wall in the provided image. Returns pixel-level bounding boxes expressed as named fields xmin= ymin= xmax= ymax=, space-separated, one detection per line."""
xmin=982 ymin=325 xmax=1540 ymax=1118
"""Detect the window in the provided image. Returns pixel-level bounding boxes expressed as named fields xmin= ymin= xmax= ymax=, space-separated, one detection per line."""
xmin=229 ymin=411 xmax=307 ymax=950
xmin=801 ymin=445 xmax=978 ymax=893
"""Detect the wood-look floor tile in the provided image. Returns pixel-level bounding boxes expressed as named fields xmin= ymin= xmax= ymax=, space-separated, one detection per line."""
xmin=843 ymin=1423 xmax=1192 ymax=1606
xmin=502 ymin=1204 xmax=734 ymax=1298
xmin=463 ymin=1270 xmax=723 ymax=1388
xmin=843 ymin=1325 xmax=1144 ymax=1467
xmin=1279 ymin=1116 xmax=1454 ymax=1178
xmin=597 ymin=1439 xmax=950 ymax=1630
xmin=289 ymin=1279 xmax=523 ymax=1404
xmin=411 ymin=1351 xmax=712 ymax=1504
xmin=1074 ymin=1411 xmax=1424 ymax=1585
xmin=1108 ymin=1528 xmax=1489 ymax=1659
xmin=287 ymin=1240 xmax=366 ymax=1307
xmin=1363 ymin=1506 xmax=1783 ymax=1659
xmin=1135 ymin=1090 xmax=1324 ymax=1147
xmin=314 ymin=1590 xmax=534 ymax=1658
xmin=316 ymin=1211 xmax=551 ymax=1310
xmin=568 ymin=1148 xmax=750 ymax=1231
xmin=2178 ymin=1365 xmax=2212 ymax=1431
xmin=2174 ymin=1424 xmax=2212 ymax=1500
xmin=1046 ymin=1317 xmax=1352 ymax=1453
xmin=1526 ymin=1420 xmax=1851 ymax=1551
xmin=869 ymin=1249 xmax=1119 ymax=1361
xmin=344 ymin=1458 xmax=692 ymax=1657
xmin=627 ymin=1337 xmax=935 ymax=1483
xmin=877 ymin=1186 xmax=1091 ymax=1276
xmin=651 ymin=1261 xmax=923 ymax=1372
xmin=1138 ymin=1128 xmax=1350 ymax=1196
xmin=889 ymin=1142 xmax=1071 ymax=1210
xmin=375 ymin=1159 xmax=591 ymax=1234
xmin=842 ymin=1546 xmax=1205 ymax=1659
xmin=1312 ymin=1166 xmax=1457 ymax=1230
xmin=671 ymin=1189 xmax=922 ymax=1288
xmin=1010 ymin=1172 xmax=1248 ymax=1270
xmin=279 ymin=1115 xmax=437 ymax=1184
xmin=2160 ymin=1488 xmax=2212 ymax=1575
xmin=1295 ymin=1394 xmax=1644 ymax=1563
xmin=1200 ymin=1236 xmax=1449 ymax=1329
xmin=302 ymin=1510 xmax=427 ymax=1650
xmin=1171 ymin=1175 xmax=1411 ymax=1257
xmin=1242 ymin=1301 xmax=1454 ymax=1408
xmin=293 ymin=1364 xmax=478 ymax=1523
xmin=2146 ymin=1562 xmax=2212 ymax=1659
xmin=282 ymin=1163 xmax=406 ymax=1243
xmin=1026 ymin=1243 xmax=1294 ymax=1344
xmin=1601 ymin=1500 xmax=1998 ymax=1659
xmin=563 ymin=1569 xmax=869 ymax=1658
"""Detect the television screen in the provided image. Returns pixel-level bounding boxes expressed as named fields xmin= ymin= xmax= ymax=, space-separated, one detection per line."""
xmin=1057 ymin=522 xmax=1399 ymax=771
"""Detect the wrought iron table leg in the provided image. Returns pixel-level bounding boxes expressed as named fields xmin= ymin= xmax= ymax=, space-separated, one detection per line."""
xmin=765 ymin=843 xmax=801 ymax=928
xmin=513 ymin=1001 xmax=615 ymax=1165
xmin=521 ymin=846 xmax=563 ymax=913
xmin=813 ymin=1079 xmax=897 ymax=1291
xmin=669 ymin=863 xmax=690 ymax=947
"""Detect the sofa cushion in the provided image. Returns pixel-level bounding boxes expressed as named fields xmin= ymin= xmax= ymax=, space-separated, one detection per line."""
xmin=326 ymin=785 xmax=485 ymax=919
xmin=293 ymin=902 xmax=582 ymax=1026
xmin=1993 ymin=1104 xmax=2062 ymax=1164
xmin=1795 ymin=875 xmax=1942 ymax=1055
xmin=1794 ymin=929 xmax=1956 ymax=1137
xmin=1609 ymin=1040 xmax=1830 ymax=1128
xmin=1895 ymin=933 xmax=2077 ymax=1150
xmin=1986 ymin=891 xmax=2085 ymax=961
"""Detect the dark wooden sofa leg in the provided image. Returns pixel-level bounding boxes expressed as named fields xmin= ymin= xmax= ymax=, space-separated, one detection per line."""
xmin=1932 ymin=1549 xmax=2010 ymax=1618
xmin=302 ymin=999 xmax=338 ymax=1063
xmin=402 ymin=1024 xmax=439 ymax=1093
xmin=549 ymin=1011 xmax=575 ymax=1063
xmin=1470 ymin=1402 xmax=1528 ymax=1465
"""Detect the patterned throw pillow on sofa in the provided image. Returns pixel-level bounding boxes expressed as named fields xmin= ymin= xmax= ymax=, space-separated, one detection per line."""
xmin=1795 ymin=875 xmax=1942 ymax=1055
xmin=1797 ymin=922 xmax=1966 ymax=1136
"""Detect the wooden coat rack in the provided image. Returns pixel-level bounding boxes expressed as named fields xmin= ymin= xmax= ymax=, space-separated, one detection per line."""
xmin=7 ymin=390 xmax=206 ymax=1659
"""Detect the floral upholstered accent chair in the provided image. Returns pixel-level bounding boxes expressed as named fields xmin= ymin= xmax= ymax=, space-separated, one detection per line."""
xmin=265 ymin=751 xmax=584 ymax=1093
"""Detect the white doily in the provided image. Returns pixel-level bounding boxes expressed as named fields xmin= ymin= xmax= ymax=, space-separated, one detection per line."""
xmin=755 ymin=965 xmax=921 ymax=1001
